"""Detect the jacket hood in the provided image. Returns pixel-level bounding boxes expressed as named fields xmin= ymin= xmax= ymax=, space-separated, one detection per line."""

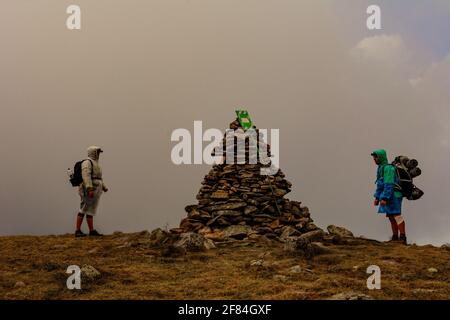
xmin=372 ymin=149 xmax=388 ymax=165
xmin=87 ymin=146 xmax=103 ymax=161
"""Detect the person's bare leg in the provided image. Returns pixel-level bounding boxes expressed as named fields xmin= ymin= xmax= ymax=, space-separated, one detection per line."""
xmin=76 ymin=213 xmax=84 ymax=231
xmin=86 ymin=215 xmax=94 ymax=232
xmin=398 ymin=221 xmax=406 ymax=235
xmin=86 ymin=216 xmax=103 ymax=236
xmin=388 ymin=216 xmax=399 ymax=240
xmin=75 ymin=213 xmax=87 ymax=237
xmin=396 ymin=216 xmax=407 ymax=244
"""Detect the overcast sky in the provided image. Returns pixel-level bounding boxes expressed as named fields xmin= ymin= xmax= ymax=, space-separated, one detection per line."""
xmin=1 ymin=0 xmax=449 ymax=245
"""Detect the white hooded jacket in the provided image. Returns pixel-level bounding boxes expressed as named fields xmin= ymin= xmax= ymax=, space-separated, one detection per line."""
xmin=81 ymin=146 xmax=108 ymax=191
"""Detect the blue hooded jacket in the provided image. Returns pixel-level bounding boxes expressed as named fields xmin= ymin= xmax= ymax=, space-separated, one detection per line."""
xmin=372 ymin=149 xmax=403 ymax=214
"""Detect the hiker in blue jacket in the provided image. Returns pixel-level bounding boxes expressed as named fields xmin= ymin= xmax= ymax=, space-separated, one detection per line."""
xmin=371 ymin=149 xmax=407 ymax=244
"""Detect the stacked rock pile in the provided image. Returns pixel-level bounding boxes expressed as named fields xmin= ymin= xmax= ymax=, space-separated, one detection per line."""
xmin=174 ymin=118 xmax=322 ymax=242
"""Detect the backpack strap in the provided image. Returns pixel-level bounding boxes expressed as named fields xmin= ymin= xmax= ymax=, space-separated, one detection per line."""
xmin=391 ymin=162 xmax=412 ymax=193
xmin=377 ymin=164 xmax=390 ymax=179
xmin=83 ymin=159 xmax=95 ymax=180
xmin=392 ymin=166 xmax=402 ymax=191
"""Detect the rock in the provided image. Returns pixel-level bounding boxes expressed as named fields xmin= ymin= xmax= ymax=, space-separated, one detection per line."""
xmin=149 ymin=228 xmax=170 ymax=244
xmin=250 ymin=259 xmax=274 ymax=268
xmin=258 ymin=235 xmax=275 ymax=244
xmin=273 ymin=189 xmax=287 ymax=197
xmin=283 ymin=237 xmax=315 ymax=258
xmin=285 ymin=240 xmax=333 ymax=259
xmin=206 ymin=202 xmax=247 ymax=211
xmin=327 ymin=225 xmax=354 ymax=238
xmin=283 ymin=237 xmax=299 ymax=253
xmin=169 ymin=228 xmax=184 ymax=234
xmin=88 ymin=248 xmax=99 ymax=254
xmin=244 ymin=206 xmax=258 ymax=215
xmin=247 ymin=233 xmax=260 ymax=241
xmin=214 ymin=210 xmax=241 ymax=217
xmin=298 ymin=229 xmax=325 ymax=242
xmin=117 ymin=242 xmax=132 ymax=249
xmin=427 ymin=267 xmax=438 ymax=274
xmin=174 ymin=232 xmax=214 ymax=252
xmin=204 ymin=230 xmax=226 ymax=242
xmin=250 ymin=259 xmax=264 ymax=266
xmin=203 ymin=238 xmax=216 ymax=250
xmin=14 ymin=281 xmax=26 ymax=288
xmin=304 ymin=223 xmax=318 ymax=232
xmin=81 ymin=265 xmax=101 ymax=280
xmin=264 ymin=233 xmax=278 ymax=239
xmin=211 ymin=191 xmax=229 ymax=199
xmin=184 ymin=205 xmax=197 ymax=213
xmin=273 ymin=275 xmax=288 ymax=282
xmin=179 ymin=218 xmax=195 ymax=230
xmin=279 ymin=226 xmax=301 ymax=242
xmin=138 ymin=230 xmax=151 ymax=237
xmin=198 ymin=226 xmax=212 ymax=235
xmin=441 ymin=243 xmax=450 ymax=250
xmin=288 ymin=265 xmax=302 ymax=274
xmin=223 ymin=225 xmax=252 ymax=240
xmin=161 ymin=244 xmax=186 ymax=257
xmin=258 ymin=252 xmax=272 ymax=259
xmin=329 ymin=292 xmax=374 ymax=300
xmin=413 ymin=288 xmax=436 ymax=294
xmin=269 ymin=219 xmax=280 ymax=229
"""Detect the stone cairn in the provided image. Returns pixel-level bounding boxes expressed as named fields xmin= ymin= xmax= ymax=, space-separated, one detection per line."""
xmin=172 ymin=118 xmax=322 ymax=243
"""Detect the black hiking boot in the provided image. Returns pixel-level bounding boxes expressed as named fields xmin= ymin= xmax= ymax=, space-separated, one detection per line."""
xmin=89 ymin=230 xmax=103 ymax=237
xmin=75 ymin=230 xmax=87 ymax=238
xmin=399 ymin=234 xmax=407 ymax=245
xmin=386 ymin=235 xmax=398 ymax=243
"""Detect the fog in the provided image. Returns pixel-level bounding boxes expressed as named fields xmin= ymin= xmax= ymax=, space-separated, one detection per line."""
xmin=1 ymin=0 xmax=449 ymax=245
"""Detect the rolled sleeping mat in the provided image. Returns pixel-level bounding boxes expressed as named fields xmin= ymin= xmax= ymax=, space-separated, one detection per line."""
xmin=409 ymin=187 xmax=424 ymax=200
xmin=409 ymin=167 xmax=422 ymax=178
xmin=406 ymin=159 xmax=419 ymax=169
xmin=395 ymin=156 xmax=409 ymax=166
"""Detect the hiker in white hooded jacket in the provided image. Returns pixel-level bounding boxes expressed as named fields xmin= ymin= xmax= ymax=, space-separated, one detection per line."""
xmin=75 ymin=146 xmax=108 ymax=237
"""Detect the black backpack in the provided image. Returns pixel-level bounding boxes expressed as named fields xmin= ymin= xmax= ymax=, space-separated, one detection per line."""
xmin=391 ymin=156 xmax=424 ymax=200
xmin=69 ymin=159 xmax=93 ymax=187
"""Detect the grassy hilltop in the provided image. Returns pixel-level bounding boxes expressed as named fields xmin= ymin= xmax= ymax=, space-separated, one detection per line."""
xmin=1 ymin=231 xmax=449 ymax=300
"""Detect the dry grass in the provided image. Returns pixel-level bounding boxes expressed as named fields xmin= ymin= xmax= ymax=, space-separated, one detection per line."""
xmin=1 ymin=232 xmax=449 ymax=300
